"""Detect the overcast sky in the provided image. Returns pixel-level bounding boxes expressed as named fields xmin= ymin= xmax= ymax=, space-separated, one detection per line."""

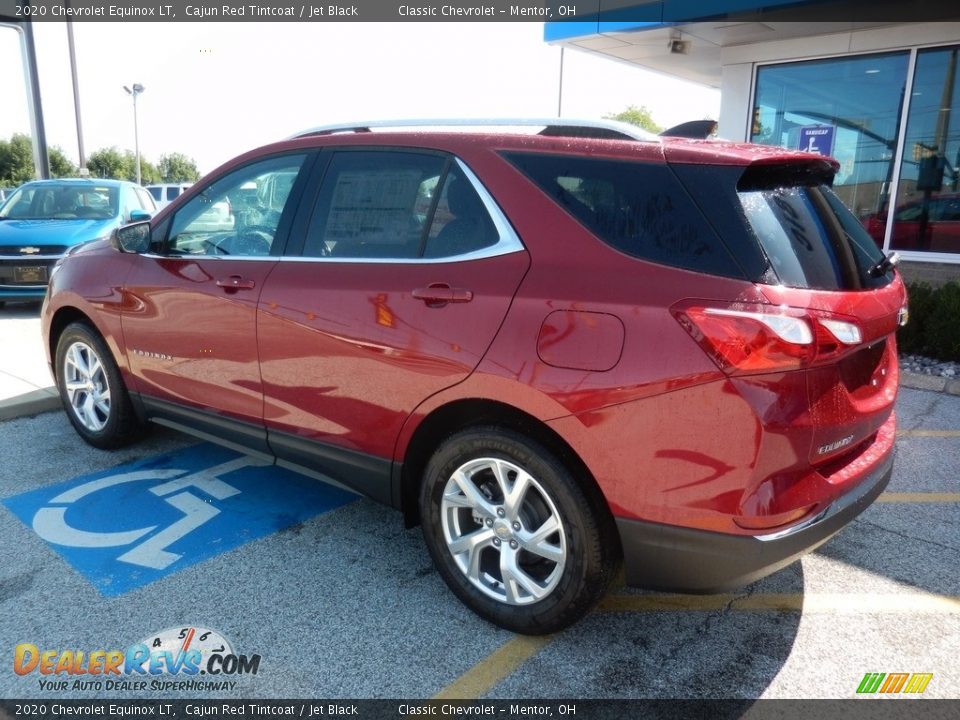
xmin=0 ymin=22 xmax=719 ymax=175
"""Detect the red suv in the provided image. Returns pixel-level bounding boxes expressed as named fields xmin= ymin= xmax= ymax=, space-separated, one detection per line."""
xmin=42 ymin=119 xmax=906 ymax=634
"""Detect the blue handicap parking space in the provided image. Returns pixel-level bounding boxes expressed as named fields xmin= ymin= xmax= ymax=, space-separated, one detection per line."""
xmin=3 ymin=443 xmax=356 ymax=596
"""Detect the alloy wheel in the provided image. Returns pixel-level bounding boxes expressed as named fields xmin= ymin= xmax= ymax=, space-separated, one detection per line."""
xmin=440 ymin=457 xmax=567 ymax=605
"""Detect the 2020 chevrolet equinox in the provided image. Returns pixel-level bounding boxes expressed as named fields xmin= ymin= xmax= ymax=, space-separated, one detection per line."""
xmin=42 ymin=119 xmax=906 ymax=634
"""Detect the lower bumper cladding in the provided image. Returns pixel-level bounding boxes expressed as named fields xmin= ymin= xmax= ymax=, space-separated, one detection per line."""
xmin=616 ymin=449 xmax=894 ymax=592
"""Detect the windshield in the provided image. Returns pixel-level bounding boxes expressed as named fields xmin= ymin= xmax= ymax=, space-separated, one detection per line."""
xmin=0 ymin=184 xmax=119 ymax=220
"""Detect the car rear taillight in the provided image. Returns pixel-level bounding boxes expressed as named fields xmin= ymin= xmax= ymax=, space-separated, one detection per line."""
xmin=672 ymin=301 xmax=864 ymax=375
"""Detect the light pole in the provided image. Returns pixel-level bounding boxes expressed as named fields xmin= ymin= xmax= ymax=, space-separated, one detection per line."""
xmin=123 ymin=83 xmax=144 ymax=184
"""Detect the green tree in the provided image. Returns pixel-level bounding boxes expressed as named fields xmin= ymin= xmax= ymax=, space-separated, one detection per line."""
xmin=0 ymin=133 xmax=36 ymax=186
xmin=123 ymin=150 xmax=160 ymax=184
xmin=49 ymin=147 xmax=78 ymax=178
xmin=86 ymin=146 xmax=131 ymax=180
xmin=158 ymin=152 xmax=200 ymax=183
xmin=604 ymin=105 xmax=663 ymax=134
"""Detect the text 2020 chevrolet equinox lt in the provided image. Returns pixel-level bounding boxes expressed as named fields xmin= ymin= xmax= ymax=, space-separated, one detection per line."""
xmin=42 ymin=119 xmax=907 ymax=634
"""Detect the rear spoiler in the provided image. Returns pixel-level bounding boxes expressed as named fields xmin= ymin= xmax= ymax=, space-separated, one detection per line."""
xmin=660 ymin=120 xmax=717 ymax=139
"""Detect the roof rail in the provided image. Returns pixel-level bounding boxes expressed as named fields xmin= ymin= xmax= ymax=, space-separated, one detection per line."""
xmin=289 ymin=118 xmax=659 ymax=142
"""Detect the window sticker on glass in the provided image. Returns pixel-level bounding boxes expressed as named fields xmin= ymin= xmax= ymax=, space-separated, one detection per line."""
xmin=323 ymin=169 xmax=424 ymax=246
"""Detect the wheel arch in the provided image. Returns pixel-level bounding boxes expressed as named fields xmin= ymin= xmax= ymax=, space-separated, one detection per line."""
xmin=47 ymin=306 xmax=98 ymax=382
xmin=398 ymin=398 xmax=618 ymax=548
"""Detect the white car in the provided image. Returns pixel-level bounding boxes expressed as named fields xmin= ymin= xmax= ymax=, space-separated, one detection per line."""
xmin=145 ymin=183 xmax=192 ymax=210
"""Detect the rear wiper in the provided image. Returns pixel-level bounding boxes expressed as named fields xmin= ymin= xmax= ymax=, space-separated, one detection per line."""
xmin=868 ymin=250 xmax=901 ymax=278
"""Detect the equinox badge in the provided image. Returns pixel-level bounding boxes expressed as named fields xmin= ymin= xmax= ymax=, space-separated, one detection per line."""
xmin=818 ymin=435 xmax=855 ymax=455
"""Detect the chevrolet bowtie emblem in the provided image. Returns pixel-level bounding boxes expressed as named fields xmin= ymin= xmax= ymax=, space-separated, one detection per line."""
xmin=19 ymin=247 xmax=41 ymax=255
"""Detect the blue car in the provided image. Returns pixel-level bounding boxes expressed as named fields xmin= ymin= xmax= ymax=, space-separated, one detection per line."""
xmin=0 ymin=178 xmax=156 ymax=305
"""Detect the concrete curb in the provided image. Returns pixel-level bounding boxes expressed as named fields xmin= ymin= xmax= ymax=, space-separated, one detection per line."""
xmin=0 ymin=387 xmax=61 ymax=422
xmin=900 ymin=371 xmax=960 ymax=396
xmin=0 ymin=372 xmax=955 ymax=425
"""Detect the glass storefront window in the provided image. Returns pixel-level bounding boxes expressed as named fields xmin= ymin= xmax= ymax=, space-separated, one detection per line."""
xmin=751 ymin=52 xmax=910 ymax=252
xmin=890 ymin=46 xmax=960 ymax=255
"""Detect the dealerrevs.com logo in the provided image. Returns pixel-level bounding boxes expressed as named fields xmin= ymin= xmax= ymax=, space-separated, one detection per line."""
xmin=13 ymin=626 xmax=261 ymax=692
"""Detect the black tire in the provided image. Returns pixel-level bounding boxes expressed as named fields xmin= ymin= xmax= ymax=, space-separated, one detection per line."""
xmin=419 ymin=426 xmax=618 ymax=634
xmin=54 ymin=322 xmax=145 ymax=449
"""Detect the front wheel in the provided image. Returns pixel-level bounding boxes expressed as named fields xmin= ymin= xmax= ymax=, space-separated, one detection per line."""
xmin=55 ymin=322 xmax=145 ymax=449
xmin=419 ymin=427 xmax=617 ymax=634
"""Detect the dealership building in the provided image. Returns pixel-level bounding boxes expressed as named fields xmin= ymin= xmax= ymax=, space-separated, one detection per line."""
xmin=547 ymin=1 xmax=960 ymax=283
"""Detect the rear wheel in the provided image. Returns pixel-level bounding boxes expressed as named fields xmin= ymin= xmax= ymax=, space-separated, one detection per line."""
xmin=419 ymin=427 xmax=617 ymax=634
xmin=55 ymin=322 xmax=145 ymax=449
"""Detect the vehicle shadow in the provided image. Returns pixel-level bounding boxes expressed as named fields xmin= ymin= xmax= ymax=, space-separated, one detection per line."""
xmin=496 ymin=564 xmax=806 ymax=699
xmin=280 ymin=497 xmax=806 ymax=699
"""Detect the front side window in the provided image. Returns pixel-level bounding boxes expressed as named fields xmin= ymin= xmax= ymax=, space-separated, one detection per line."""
xmin=302 ymin=151 xmax=498 ymax=260
xmin=167 ymin=154 xmax=306 ymax=257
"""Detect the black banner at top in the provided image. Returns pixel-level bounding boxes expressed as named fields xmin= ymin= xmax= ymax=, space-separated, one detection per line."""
xmin=0 ymin=0 xmax=958 ymax=23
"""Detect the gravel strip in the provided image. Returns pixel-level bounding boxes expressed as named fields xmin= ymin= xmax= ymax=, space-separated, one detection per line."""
xmin=899 ymin=354 xmax=960 ymax=378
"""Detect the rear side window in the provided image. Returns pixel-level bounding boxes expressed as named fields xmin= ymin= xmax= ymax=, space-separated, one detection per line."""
xmin=739 ymin=185 xmax=892 ymax=290
xmin=503 ymin=152 xmax=743 ymax=279
xmin=168 ymin=186 xmax=182 ymax=200
xmin=302 ymin=151 xmax=499 ymax=260
xmin=147 ymin=187 xmax=162 ymax=202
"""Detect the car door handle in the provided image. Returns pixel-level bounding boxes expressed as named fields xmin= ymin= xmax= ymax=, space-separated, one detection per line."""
xmin=412 ymin=283 xmax=474 ymax=307
xmin=216 ymin=275 xmax=256 ymax=290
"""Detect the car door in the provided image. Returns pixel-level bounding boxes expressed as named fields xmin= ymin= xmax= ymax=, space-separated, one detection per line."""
xmin=257 ymin=149 xmax=530 ymax=501
xmin=121 ymin=152 xmax=312 ymax=452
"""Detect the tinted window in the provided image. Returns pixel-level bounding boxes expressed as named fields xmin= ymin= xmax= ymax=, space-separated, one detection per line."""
xmin=740 ymin=185 xmax=891 ymax=290
xmin=167 ymin=154 xmax=306 ymax=257
xmin=503 ymin=152 xmax=743 ymax=278
xmin=168 ymin=186 xmax=181 ymax=200
xmin=147 ymin=187 xmax=162 ymax=201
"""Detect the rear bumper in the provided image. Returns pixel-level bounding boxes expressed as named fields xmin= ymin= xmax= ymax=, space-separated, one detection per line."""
xmin=617 ymin=448 xmax=893 ymax=592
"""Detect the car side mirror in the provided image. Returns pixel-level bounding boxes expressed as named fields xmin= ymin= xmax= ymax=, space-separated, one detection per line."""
xmin=114 ymin=221 xmax=152 ymax=254
xmin=129 ymin=209 xmax=152 ymax=223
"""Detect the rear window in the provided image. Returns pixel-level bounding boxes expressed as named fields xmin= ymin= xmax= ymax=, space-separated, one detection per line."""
xmin=739 ymin=184 xmax=892 ymax=290
xmin=503 ymin=152 xmax=744 ymax=279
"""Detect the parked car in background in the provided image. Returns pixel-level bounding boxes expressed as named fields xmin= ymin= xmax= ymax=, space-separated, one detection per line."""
xmin=0 ymin=178 xmax=155 ymax=305
xmin=0 ymin=187 xmax=18 ymax=205
xmin=42 ymin=119 xmax=907 ymax=634
xmin=862 ymin=192 xmax=960 ymax=253
xmin=145 ymin=183 xmax=192 ymax=210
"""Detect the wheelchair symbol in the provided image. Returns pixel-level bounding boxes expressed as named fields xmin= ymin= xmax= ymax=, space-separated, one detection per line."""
xmin=31 ymin=456 xmax=267 ymax=570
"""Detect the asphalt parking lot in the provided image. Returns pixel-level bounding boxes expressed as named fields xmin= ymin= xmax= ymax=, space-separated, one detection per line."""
xmin=0 ymin=307 xmax=957 ymax=701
